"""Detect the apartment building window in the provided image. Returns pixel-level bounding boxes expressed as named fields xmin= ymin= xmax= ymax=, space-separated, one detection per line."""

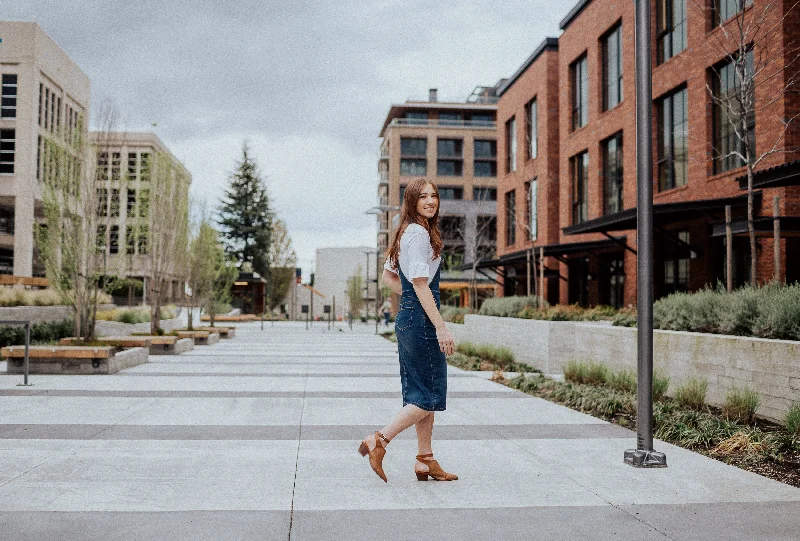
xmin=400 ymin=137 xmax=427 ymax=176
xmin=439 ymin=186 xmax=463 ymax=200
xmin=399 ymin=184 xmax=407 ymax=203
xmin=126 ymin=226 xmax=136 ymax=255
xmin=139 ymin=189 xmax=150 ymax=218
xmin=127 ymin=189 xmax=137 ymax=216
xmin=469 ymin=113 xmax=494 ymax=126
xmin=571 ymin=152 xmax=589 ymax=224
xmin=505 ymin=190 xmax=516 ymax=246
xmin=97 ymin=188 xmax=108 ymax=217
xmin=571 ymin=54 xmax=589 ymax=130
xmin=713 ymin=51 xmax=755 ymax=174
xmin=140 ymin=153 xmax=151 ymax=181
xmin=713 ymin=0 xmax=753 ymax=26
xmin=438 ymin=112 xmax=462 ymax=126
xmin=127 ymin=153 xmax=138 ymax=180
xmin=525 ymin=98 xmax=538 ymax=159
xmin=109 ymin=225 xmax=120 ymax=255
xmin=96 ymin=152 xmax=109 ymax=180
xmin=38 ymin=84 xmax=43 ymax=126
xmin=44 ymin=88 xmax=50 ymax=131
xmin=1 ymin=74 xmax=18 ymax=119
xmin=96 ymin=225 xmax=107 ymax=250
xmin=603 ymin=132 xmax=624 ymax=215
xmin=110 ymin=189 xmax=120 ymax=218
xmin=0 ymin=208 xmax=13 ymax=235
xmin=138 ymin=225 xmax=149 ymax=254
xmin=657 ymin=0 xmax=687 ymax=64
xmin=657 ymin=87 xmax=688 ymax=191
xmin=0 ymin=129 xmax=14 ymax=174
xmin=440 ymin=215 xmax=465 ymax=242
xmin=111 ymin=152 xmax=121 ymax=181
xmin=477 ymin=215 xmax=497 ymax=243
xmin=437 ymin=138 xmax=463 ymax=176
xmin=474 ymin=139 xmax=497 ymax=177
xmin=526 ymin=180 xmax=539 ymax=241
xmin=506 ymin=117 xmax=517 ymax=173
xmin=405 ymin=111 xmax=428 ymax=125
xmin=664 ymin=231 xmax=690 ymax=294
xmin=474 ymin=187 xmax=497 ymax=201
xmin=602 ymin=25 xmax=624 ymax=110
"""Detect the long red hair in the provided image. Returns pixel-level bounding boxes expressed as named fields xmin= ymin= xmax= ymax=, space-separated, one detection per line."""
xmin=385 ymin=178 xmax=443 ymax=269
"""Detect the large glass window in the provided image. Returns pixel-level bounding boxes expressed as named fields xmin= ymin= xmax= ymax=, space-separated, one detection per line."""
xmin=109 ymin=225 xmax=120 ymax=255
xmin=438 ymin=186 xmax=463 ymax=200
xmin=440 ymin=216 xmax=465 ymax=242
xmin=602 ymin=25 xmax=623 ymax=110
xmin=1 ymin=74 xmax=18 ymax=119
xmin=663 ymin=231 xmax=690 ymax=294
xmin=405 ymin=111 xmax=428 ymax=124
xmin=657 ymin=0 xmax=687 ymax=64
xmin=127 ymin=152 xmax=138 ymax=180
xmin=96 ymin=225 xmax=107 ymax=250
xmin=527 ymin=179 xmax=538 ymax=241
xmin=0 ymin=129 xmax=15 ymax=174
xmin=603 ymin=132 xmax=624 ymax=215
xmin=474 ymin=139 xmax=497 ymax=177
xmin=400 ymin=137 xmax=427 ymax=176
xmin=111 ymin=152 xmax=121 ymax=181
xmin=713 ymin=50 xmax=755 ymax=174
xmin=713 ymin=0 xmax=753 ymax=25
xmin=438 ymin=112 xmax=462 ymax=126
xmin=126 ymin=226 xmax=136 ymax=255
xmin=657 ymin=87 xmax=688 ymax=191
xmin=140 ymin=153 xmax=151 ymax=181
xmin=506 ymin=118 xmax=517 ymax=173
xmin=525 ymin=98 xmax=538 ymax=159
xmin=437 ymin=138 xmax=463 ymax=176
xmin=96 ymin=151 xmax=109 ymax=181
xmin=571 ymin=54 xmax=589 ymax=130
xmin=127 ymin=189 xmax=137 ymax=217
xmin=505 ymin=190 xmax=516 ymax=246
xmin=571 ymin=151 xmax=589 ymax=224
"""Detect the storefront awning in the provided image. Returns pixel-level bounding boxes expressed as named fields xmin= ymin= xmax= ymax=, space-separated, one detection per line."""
xmin=562 ymin=193 xmax=760 ymax=236
xmin=737 ymin=160 xmax=800 ymax=190
xmin=458 ymin=237 xmax=626 ymax=271
xmin=711 ymin=216 xmax=800 ymax=237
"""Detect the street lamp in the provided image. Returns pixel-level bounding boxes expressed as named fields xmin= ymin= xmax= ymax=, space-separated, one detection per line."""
xmin=625 ymin=0 xmax=666 ymax=469
xmin=366 ymin=205 xmax=400 ymax=334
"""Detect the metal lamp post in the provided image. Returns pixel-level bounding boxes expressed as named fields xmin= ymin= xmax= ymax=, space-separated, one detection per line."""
xmin=366 ymin=204 xmax=401 ymax=334
xmin=625 ymin=0 xmax=667 ymax=468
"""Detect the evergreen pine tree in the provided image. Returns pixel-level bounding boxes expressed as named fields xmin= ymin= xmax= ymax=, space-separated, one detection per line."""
xmin=218 ymin=143 xmax=273 ymax=277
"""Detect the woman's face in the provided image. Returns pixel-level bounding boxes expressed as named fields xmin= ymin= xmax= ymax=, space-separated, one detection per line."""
xmin=416 ymin=183 xmax=438 ymax=220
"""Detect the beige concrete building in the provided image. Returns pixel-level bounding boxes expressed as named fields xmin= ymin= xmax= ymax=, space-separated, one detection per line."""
xmin=377 ymin=87 xmax=503 ymax=307
xmin=0 ymin=21 xmax=90 ymax=278
xmin=314 ymin=246 xmax=377 ymax=320
xmin=90 ymin=131 xmax=191 ymax=301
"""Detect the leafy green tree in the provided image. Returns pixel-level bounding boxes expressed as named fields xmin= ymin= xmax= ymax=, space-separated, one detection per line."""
xmin=187 ymin=220 xmax=222 ymax=330
xmin=346 ymin=266 xmax=365 ymax=319
xmin=266 ymin=219 xmax=297 ymax=312
xmin=218 ymin=143 xmax=273 ymax=276
xmin=206 ymin=255 xmax=238 ymax=327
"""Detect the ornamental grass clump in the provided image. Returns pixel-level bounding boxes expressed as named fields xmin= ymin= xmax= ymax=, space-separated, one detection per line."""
xmin=723 ymin=386 xmax=761 ymax=424
xmin=653 ymin=370 xmax=670 ymax=402
xmin=785 ymin=402 xmax=800 ymax=442
xmin=674 ymin=377 xmax=708 ymax=410
xmin=609 ymin=369 xmax=637 ymax=393
xmin=479 ymin=295 xmax=544 ymax=317
xmin=441 ymin=306 xmax=470 ymax=324
xmin=563 ymin=360 xmax=610 ymax=386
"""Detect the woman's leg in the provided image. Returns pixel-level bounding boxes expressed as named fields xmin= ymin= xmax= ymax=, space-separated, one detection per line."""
xmin=363 ymin=404 xmax=429 ymax=450
xmin=414 ymin=412 xmax=434 ymax=471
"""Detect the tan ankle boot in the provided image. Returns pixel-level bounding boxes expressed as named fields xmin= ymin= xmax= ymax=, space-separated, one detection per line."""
xmin=358 ymin=431 xmax=390 ymax=482
xmin=415 ymin=453 xmax=458 ymax=481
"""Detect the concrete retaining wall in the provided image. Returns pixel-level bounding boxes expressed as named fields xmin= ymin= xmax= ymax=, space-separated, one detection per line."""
xmin=95 ymin=316 xmax=184 ymax=337
xmin=0 ymin=305 xmax=72 ymax=324
xmin=451 ymin=315 xmax=800 ymax=424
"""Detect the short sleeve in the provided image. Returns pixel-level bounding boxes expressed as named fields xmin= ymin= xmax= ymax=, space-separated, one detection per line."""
xmin=383 ymin=257 xmax=398 ymax=274
xmin=404 ymin=229 xmax=431 ymax=279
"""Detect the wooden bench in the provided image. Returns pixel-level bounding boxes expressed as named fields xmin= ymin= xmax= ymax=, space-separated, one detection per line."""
xmin=183 ymin=327 xmax=235 ymax=339
xmin=2 ymin=345 xmax=147 ymax=374
xmin=60 ymin=336 xmax=153 ymax=348
xmin=174 ymin=330 xmax=220 ymax=346
xmin=201 ymin=314 xmax=258 ymax=322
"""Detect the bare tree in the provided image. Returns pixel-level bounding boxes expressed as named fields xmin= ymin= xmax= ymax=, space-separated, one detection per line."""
xmin=35 ymin=107 xmax=117 ymax=342
xmin=701 ymin=0 xmax=800 ymax=285
xmin=145 ymin=151 xmax=190 ymax=334
xmin=266 ymin=218 xmax=297 ymax=314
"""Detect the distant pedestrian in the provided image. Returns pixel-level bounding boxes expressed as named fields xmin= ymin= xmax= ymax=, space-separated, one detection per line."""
xmin=358 ymin=178 xmax=457 ymax=483
xmin=381 ymin=299 xmax=391 ymax=326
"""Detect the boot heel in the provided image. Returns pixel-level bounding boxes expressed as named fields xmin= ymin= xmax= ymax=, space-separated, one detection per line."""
xmin=415 ymin=472 xmax=429 ymax=481
xmin=358 ymin=442 xmax=369 ymax=457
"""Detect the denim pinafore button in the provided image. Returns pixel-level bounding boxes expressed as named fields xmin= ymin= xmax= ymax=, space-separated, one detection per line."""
xmin=393 ymin=262 xmax=447 ymax=411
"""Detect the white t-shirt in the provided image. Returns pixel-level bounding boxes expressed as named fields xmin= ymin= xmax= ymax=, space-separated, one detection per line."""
xmin=383 ymin=223 xmax=441 ymax=284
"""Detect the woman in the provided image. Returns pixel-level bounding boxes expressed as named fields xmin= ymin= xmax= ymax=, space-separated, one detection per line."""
xmin=358 ymin=178 xmax=457 ymax=483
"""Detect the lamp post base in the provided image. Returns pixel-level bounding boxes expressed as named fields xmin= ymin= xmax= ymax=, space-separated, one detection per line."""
xmin=624 ymin=449 xmax=667 ymax=468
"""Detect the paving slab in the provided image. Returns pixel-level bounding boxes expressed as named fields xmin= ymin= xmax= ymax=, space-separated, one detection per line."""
xmin=0 ymin=320 xmax=798 ymax=540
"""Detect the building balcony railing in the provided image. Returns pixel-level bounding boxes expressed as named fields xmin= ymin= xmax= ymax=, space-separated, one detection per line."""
xmin=389 ymin=118 xmax=496 ymax=130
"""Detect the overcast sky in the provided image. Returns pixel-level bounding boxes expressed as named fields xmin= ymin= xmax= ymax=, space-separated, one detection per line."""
xmin=6 ymin=0 xmax=565 ymax=277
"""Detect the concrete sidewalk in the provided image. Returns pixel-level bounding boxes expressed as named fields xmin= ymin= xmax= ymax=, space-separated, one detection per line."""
xmin=0 ymin=322 xmax=798 ymax=540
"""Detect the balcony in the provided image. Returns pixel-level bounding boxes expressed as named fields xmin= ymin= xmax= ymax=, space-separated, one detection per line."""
xmin=389 ymin=118 xmax=496 ymax=130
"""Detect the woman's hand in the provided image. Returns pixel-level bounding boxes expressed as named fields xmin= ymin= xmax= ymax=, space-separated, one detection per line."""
xmin=435 ymin=324 xmax=454 ymax=356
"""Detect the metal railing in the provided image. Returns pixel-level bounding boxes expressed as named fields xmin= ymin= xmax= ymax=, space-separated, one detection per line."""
xmin=389 ymin=118 xmax=496 ymax=129
xmin=0 ymin=320 xmax=32 ymax=386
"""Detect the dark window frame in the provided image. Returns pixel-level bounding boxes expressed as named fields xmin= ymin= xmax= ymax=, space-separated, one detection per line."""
xmin=657 ymin=86 xmax=689 ymax=191
xmin=505 ymin=189 xmax=517 ymax=246
xmin=571 ymin=151 xmax=589 ymax=224
xmin=656 ymin=0 xmax=687 ymax=65
xmin=712 ymin=50 xmax=755 ymax=174
xmin=602 ymin=132 xmax=624 ymax=215
xmin=602 ymin=24 xmax=624 ymax=111
xmin=525 ymin=97 xmax=538 ymax=159
xmin=571 ymin=54 xmax=589 ymax=130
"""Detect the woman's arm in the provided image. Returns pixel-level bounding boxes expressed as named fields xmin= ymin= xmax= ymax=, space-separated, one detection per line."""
xmin=412 ymin=277 xmax=454 ymax=355
xmin=382 ymin=269 xmax=402 ymax=296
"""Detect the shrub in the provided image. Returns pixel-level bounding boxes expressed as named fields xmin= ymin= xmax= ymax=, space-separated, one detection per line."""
xmin=479 ymin=295 xmax=544 ymax=317
xmin=609 ymin=369 xmax=637 ymax=393
xmin=563 ymin=360 xmax=589 ymax=384
xmin=784 ymin=402 xmax=800 ymax=440
xmin=653 ymin=370 xmax=670 ymax=402
xmin=612 ymin=307 xmax=637 ymax=327
xmin=752 ymin=284 xmax=800 ymax=341
xmin=0 ymin=319 xmax=75 ymax=348
xmin=674 ymin=377 xmax=708 ymax=410
xmin=0 ymin=286 xmax=67 ymax=307
xmin=441 ymin=306 xmax=470 ymax=324
xmin=562 ymin=360 xmax=610 ymax=386
xmin=722 ymin=386 xmax=760 ymax=424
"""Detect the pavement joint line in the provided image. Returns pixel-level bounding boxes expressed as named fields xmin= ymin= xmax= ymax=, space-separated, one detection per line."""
xmin=287 ymin=366 xmax=309 ymax=541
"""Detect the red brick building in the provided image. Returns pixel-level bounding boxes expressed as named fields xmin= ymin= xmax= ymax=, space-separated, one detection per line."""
xmin=483 ymin=0 xmax=800 ymax=307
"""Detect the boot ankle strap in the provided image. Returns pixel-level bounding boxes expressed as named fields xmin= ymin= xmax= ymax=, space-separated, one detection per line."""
xmin=377 ymin=431 xmax=391 ymax=444
xmin=416 ymin=453 xmax=434 ymax=460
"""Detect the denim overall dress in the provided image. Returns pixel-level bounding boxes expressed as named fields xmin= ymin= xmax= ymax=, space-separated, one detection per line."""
xmin=394 ymin=262 xmax=447 ymax=411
